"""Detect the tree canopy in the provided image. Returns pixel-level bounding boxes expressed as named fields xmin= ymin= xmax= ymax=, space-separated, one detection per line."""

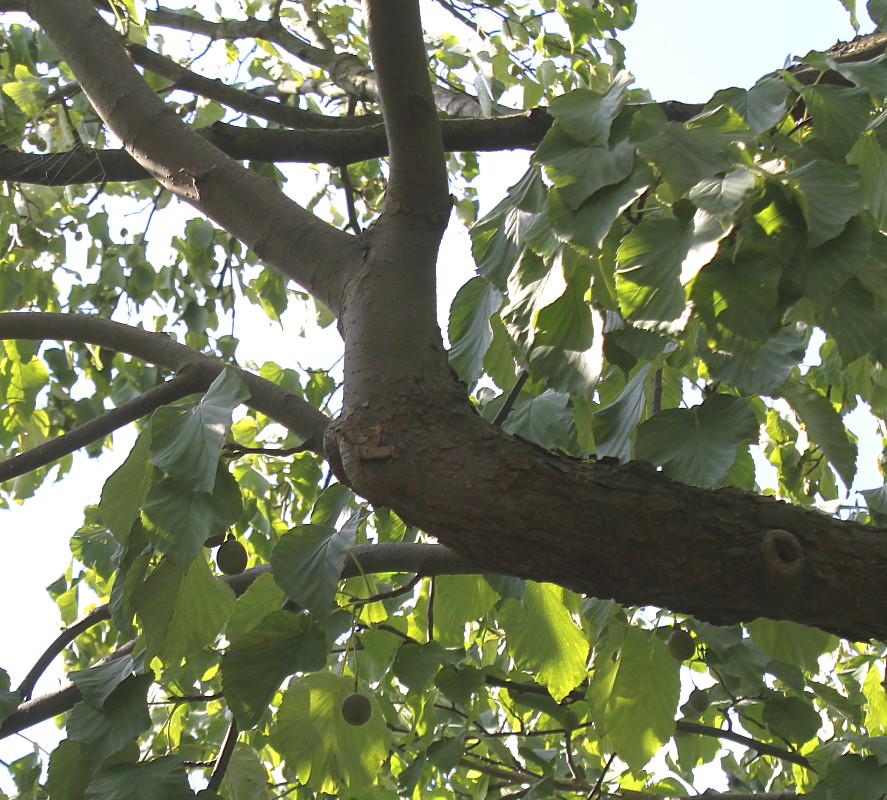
xmin=1 ymin=0 xmax=887 ymax=798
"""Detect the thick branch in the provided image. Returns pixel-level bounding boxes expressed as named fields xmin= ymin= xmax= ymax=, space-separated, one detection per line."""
xmin=0 ymin=111 xmax=553 ymax=185
xmin=0 ymin=312 xmax=329 ymax=454
xmin=365 ymin=0 xmax=449 ymax=214
xmin=326 ymin=388 xmax=887 ymax=642
xmin=27 ymin=0 xmax=360 ymax=313
xmin=0 ymin=370 xmax=204 ymax=483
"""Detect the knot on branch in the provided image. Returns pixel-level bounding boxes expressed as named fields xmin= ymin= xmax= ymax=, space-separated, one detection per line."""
xmin=761 ymin=528 xmax=804 ymax=580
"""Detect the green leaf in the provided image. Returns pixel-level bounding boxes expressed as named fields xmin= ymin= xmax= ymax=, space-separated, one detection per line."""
xmin=632 ymin=112 xmax=737 ymax=195
xmin=748 ymin=618 xmax=838 ymax=673
xmin=132 ymin=555 xmax=234 ymax=664
xmin=592 ymin=365 xmax=651 ymax=461
xmin=712 ymin=76 xmax=791 ymax=134
xmin=98 ymin=430 xmax=153 ymax=545
xmin=222 ymin=610 xmax=327 ymax=729
xmin=818 ymin=277 xmax=887 ymax=363
xmin=617 ymin=219 xmax=690 ymax=322
xmin=0 ymin=668 xmax=20 ymax=724
xmin=67 ymin=673 xmax=153 ymax=768
xmin=150 ymin=369 xmax=248 ymax=493
xmin=142 ymin=466 xmax=242 ymax=565
xmin=85 ymin=755 xmax=192 ymax=800
xmin=535 ymin=130 xmax=635 ymax=209
xmin=499 ymin=389 xmax=575 ymax=450
xmin=635 ymin=394 xmax=758 ymax=486
xmin=275 ymin=672 xmax=391 ymax=793
xmin=70 ymin=656 xmax=136 ymax=709
xmin=226 ymin=571 xmax=286 ymax=643
xmin=220 ymin=744 xmax=268 ymax=800
xmin=761 ymin=694 xmax=822 ymax=745
xmin=448 ymin=277 xmax=504 ymax=384
xmin=803 ymin=84 xmax=871 ymax=157
xmin=704 ymin=324 xmax=808 ymax=395
xmin=591 ymin=626 xmax=680 ymax=771
xmin=780 ymin=380 xmax=858 ymax=487
xmin=548 ymin=71 xmax=632 ymax=146
xmin=393 ymin=641 xmax=447 ymax=693
xmin=499 ymin=582 xmax=589 ymax=701
xmin=849 ymin=131 xmax=887 ymax=230
xmin=548 ymin=162 xmax=652 ymax=252
xmin=689 ymin=169 xmax=756 ymax=218
xmin=271 ymin=521 xmax=357 ymax=618
xmin=47 ymin=740 xmax=93 ymax=800
xmin=432 ymin=575 xmax=499 ymax=646
xmin=869 ymin=0 xmax=887 ymax=28
xmin=785 ymin=160 xmax=862 ymax=247
xmin=821 ymin=755 xmax=887 ymax=800
xmin=788 ymin=214 xmax=871 ymax=303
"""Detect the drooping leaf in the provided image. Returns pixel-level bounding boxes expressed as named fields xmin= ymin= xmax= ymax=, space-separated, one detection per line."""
xmin=222 ymin=610 xmax=327 ymax=729
xmin=590 ymin=626 xmax=680 ymax=771
xmin=0 ymin=668 xmax=20 ymax=724
xmin=150 ymin=369 xmax=248 ymax=493
xmin=47 ymin=740 xmax=93 ymax=800
xmin=98 ymin=429 xmax=153 ymax=545
xmin=499 ymin=389 xmax=575 ymax=450
xmin=849 ymin=130 xmax=887 ymax=230
xmin=274 ymin=672 xmax=391 ymax=793
xmin=748 ymin=618 xmax=838 ymax=673
xmin=547 ymin=71 xmax=632 ymax=147
xmin=448 ymin=276 xmax=504 ymax=384
xmin=634 ymin=393 xmax=758 ymax=486
xmin=142 ymin=466 xmax=242 ymax=565
xmin=271 ymin=521 xmax=358 ymax=618
xmin=84 ymin=755 xmax=192 ymax=800
xmin=70 ymin=656 xmax=136 ymax=709
xmin=499 ymin=582 xmax=589 ymax=701
xmin=67 ymin=673 xmax=153 ymax=768
xmin=780 ymin=380 xmax=858 ymax=487
xmin=785 ymin=160 xmax=862 ymax=247
xmin=704 ymin=324 xmax=808 ymax=395
xmin=592 ymin=364 xmax=651 ymax=461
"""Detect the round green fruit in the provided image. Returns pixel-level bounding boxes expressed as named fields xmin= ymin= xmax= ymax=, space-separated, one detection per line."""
xmin=341 ymin=692 xmax=372 ymax=726
xmin=562 ymin=710 xmax=580 ymax=732
xmin=216 ymin=539 xmax=248 ymax=575
xmin=667 ymin=629 xmax=696 ymax=661
xmin=687 ymin=688 xmax=710 ymax=714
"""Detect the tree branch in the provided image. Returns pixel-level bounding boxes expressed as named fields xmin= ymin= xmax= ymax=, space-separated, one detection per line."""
xmin=0 ymin=111 xmax=552 ymax=185
xmin=27 ymin=0 xmax=360 ymax=313
xmin=16 ymin=605 xmax=111 ymax=700
xmin=125 ymin=43 xmax=381 ymax=131
xmin=0 ymin=370 xmax=204 ymax=483
xmin=365 ymin=0 xmax=449 ymax=215
xmin=0 ymin=312 xmax=329 ymax=454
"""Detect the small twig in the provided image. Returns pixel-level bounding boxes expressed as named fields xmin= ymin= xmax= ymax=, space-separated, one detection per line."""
xmin=651 ymin=368 xmax=663 ymax=415
xmin=207 ymin=717 xmax=238 ymax=793
xmin=346 ymin=574 xmax=421 ymax=606
xmin=492 ymin=370 xmax=528 ymax=427
xmin=587 ymin=752 xmax=615 ymax=799
xmin=223 ymin=442 xmax=307 ymax=457
xmin=565 ymin=729 xmax=580 ymax=780
xmin=339 ymin=164 xmax=362 ymax=234
xmin=427 ymin=576 xmax=436 ymax=641
xmin=164 ymin=692 xmax=223 ymax=704
xmin=17 ymin=605 xmax=111 ymax=700
xmin=0 ymin=370 xmax=204 ymax=483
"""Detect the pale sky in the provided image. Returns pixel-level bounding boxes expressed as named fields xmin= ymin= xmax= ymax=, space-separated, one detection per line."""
xmin=0 ymin=1 xmax=874 ymax=788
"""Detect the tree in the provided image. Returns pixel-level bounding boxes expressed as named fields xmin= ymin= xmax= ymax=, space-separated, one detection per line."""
xmin=0 ymin=0 xmax=886 ymax=796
